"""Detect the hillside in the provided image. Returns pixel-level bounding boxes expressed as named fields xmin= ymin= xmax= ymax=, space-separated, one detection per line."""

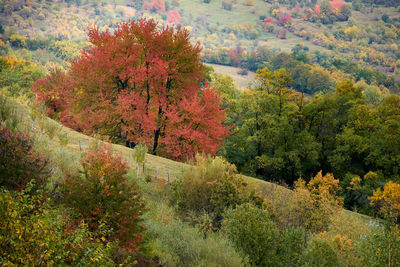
xmin=6 ymin=94 xmax=371 ymax=223
xmin=1 ymin=0 xmax=400 ymax=265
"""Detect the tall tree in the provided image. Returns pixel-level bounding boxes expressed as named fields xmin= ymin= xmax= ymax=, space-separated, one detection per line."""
xmin=35 ymin=19 xmax=229 ymax=161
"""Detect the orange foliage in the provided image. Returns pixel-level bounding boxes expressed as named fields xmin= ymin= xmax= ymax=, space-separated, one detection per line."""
xmin=370 ymin=181 xmax=400 ymax=220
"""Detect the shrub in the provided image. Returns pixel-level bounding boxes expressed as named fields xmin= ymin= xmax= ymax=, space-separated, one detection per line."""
xmin=382 ymin=14 xmax=389 ymax=23
xmin=357 ymin=225 xmax=400 ymax=267
xmin=370 ymin=181 xmax=400 ymax=222
xmin=133 ymin=143 xmax=148 ymax=165
xmin=222 ymin=0 xmax=232 ymax=10
xmin=0 ymin=185 xmax=115 ymax=265
xmin=146 ymin=214 xmax=244 ymax=267
xmin=223 ymin=203 xmax=280 ymax=266
xmin=0 ymin=124 xmax=50 ymax=191
xmin=271 ymin=172 xmax=343 ymax=233
xmin=223 ymin=203 xmax=305 ymax=266
xmin=60 ymin=145 xmax=146 ymax=251
xmin=172 ymin=155 xmax=265 ymax=227
xmin=301 ymin=236 xmax=342 ymax=266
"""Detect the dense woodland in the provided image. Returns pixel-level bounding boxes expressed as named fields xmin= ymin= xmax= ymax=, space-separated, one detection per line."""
xmin=1 ymin=0 xmax=400 ymax=266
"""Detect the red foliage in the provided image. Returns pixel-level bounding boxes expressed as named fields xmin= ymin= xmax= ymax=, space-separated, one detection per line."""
xmin=228 ymin=46 xmax=244 ymax=67
xmin=264 ymin=17 xmax=273 ymax=24
xmin=278 ymin=29 xmax=287 ymax=39
xmin=330 ymin=0 xmax=345 ymax=13
xmin=61 ymin=145 xmax=145 ymax=251
xmin=0 ymin=125 xmax=49 ymax=190
xmin=278 ymin=13 xmax=292 ymax=26
xmin=314 ymin=4 xmax=321 ymax=14
xmin=163 ymin=87 xmax=230 ymax=161
xmin=34 ymin=19 xmax=229 ymax=161
xmin=166 ymin=10 xmax=181 ymax=25
xmin=142 ymin=0 xmax=165 ymax=13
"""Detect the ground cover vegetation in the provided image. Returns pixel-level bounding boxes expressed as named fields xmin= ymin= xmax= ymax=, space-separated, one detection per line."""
xmin=1 ymin=1 xmax=400 ymax=265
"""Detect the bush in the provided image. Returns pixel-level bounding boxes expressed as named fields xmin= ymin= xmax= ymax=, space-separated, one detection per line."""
xmin=222 ymin=0 xmax=232 ymax=10
xmin=0 ymin=185 xmax=115 ymax=265
xmin=223 ymin=203 xmax=280 ymax=266
xmin=0 ymin=124 xmax=50 ymax=191
xmin=223 ymin=203 xmax=305 ymax=266
xmin=301 ymin=236 xmax=342 ymax=267
xmin=133 ymin=143 xmax=148 ymax=164
xmin=357 ymin=225 xmax=400 ymax=267
xmin=146 ymin=214 xmax=244 ymax=267
xmin=172 ymin=155 xmax=265 ymax=227
xmin=382 ymin=14 xmax=389 ymax=23
xmin=60 ymin=145 xmax=146 ymax=251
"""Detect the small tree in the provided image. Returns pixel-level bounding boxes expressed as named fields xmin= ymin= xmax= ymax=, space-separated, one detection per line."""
xmin=61 ymin=145 xmax=146 ymax=251
xmin=370 ymin=181 xmax=400 ymax=222
xmin=223 ymin=203 xmax=279 ymax=266
xmin=133 ymin=143 xmax=148 ymax=173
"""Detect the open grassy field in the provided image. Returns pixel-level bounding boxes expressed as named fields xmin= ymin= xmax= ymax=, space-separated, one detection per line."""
xmin=206 ymin=63 xmax=256 ymax=88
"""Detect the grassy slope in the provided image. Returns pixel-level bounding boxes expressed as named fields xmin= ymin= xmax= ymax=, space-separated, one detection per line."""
xmin=206 ymin=63 xmax=256 ymax=88
xmin=8 ymin=95 xmax=370 ymax=227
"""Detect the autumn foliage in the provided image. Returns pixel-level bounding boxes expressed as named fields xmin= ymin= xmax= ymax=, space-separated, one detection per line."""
xmin=34 ymin=19 xmax=229 ymax=161
xmin=0 ymin=124 xmax=49 ymax=191
xmin=60 ymin=145 xmax=145 ymax=251
xmin=167 ymin=10 xmax=181 ymax=25
xmin=142 ymin=0 xmax=165 ymax=13
xmin=370 ymin=181 xmax=400 ymax=221
xmin=330 ymin=0 xmax=346 ymax=13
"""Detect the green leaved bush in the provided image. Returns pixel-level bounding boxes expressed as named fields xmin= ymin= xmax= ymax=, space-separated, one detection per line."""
xmin=60 ymin=144 xmax=146 ymax=253
xmin=357 ymin=224 xmax=400 ymax=267
xmin=132 ymin=143 xmax=148 ymax=164
xmin=0 ymin=183 xmax=115 ymax=266
xmin=300 ymin=236 xmax=342 ymax=267
xmin=222 ymin=203 xmax=305 ymax=267
xmin=172 ymin=154 xmax=266 ymax=228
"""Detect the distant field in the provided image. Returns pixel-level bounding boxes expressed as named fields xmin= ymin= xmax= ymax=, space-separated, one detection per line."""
xmin=206 ymin=63 xmax=256 ymax=88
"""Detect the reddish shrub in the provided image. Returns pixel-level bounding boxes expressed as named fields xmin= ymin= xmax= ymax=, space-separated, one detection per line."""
xmin=314 ymin=4 xmax=321 ymax=14
xmin=166 ymin=10 xmax=181 ymax=25
xmin=330 ymin=0 xmax=346 ymax=13
xmin=278 ymin=13 xmax=292 ymax=26
xmin=0 ymin=125 xmax=50 ymax=191
xmin=60 ymin=145 xmax=146 ymax=251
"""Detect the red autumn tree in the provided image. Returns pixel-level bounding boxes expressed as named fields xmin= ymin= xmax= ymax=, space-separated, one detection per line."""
xmin=142 ymin=0 xmax=165 ymax=13
xmin=330 ymin=0 xmax=345 ymax=13
xmin=314 ymin=4 xmax=321 ymax=14
xmin=278 ymin=13 xmax=292 ymax=26
xmin=264 ymin=17 xmax=273 ymax=24
xmin=34 ymin=19 xmax=229 ymax=161
xmin=167 ymin=10 xmax=181 ymax=25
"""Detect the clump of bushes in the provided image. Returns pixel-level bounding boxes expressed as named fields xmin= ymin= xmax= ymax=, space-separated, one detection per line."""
xmin=0 ymin=185 xmax=115 ymax=265
xmin=172 ymin=154 xmax=265 ymax=227
xmin=0 ymin=124 xmax=50 ymax=191
xmin=223 ymin=203 xmax=305 ymax=266
xmin=60 ymin=145 xmax=146 ymax=251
